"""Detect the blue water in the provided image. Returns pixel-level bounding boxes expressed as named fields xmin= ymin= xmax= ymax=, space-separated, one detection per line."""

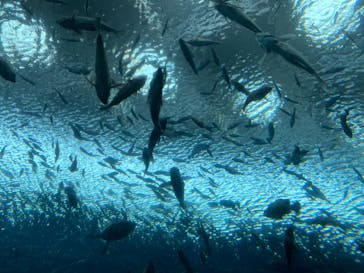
xmin=0 ymin=0 xmax=363 ymax=272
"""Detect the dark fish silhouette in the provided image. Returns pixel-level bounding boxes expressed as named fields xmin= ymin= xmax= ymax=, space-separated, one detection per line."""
xmin=187 ymin=38 xmax=220 ymax=47
xmin=284 ymin=227 xmax=296 ymax=269
xmin=256 ymin=32 xmax=325 ymax=85
xmin=100 ymin=75 xmax=147 ymax=110
xmin=161 ymin=18 xmax=169 ymax=36
xmin=242 ymin=86 xmax=273 ymax=110
xmin=303 ymin=181 xmax=330 ymax=202
xmin=170 ymin=167 xmax=186 ymax=208
xmin=88 ymin=220 xmax=136 ymax=255
xmin=148 ymin=67 xmax=166 ymax=131
xmin=264 ymin=199 xmax=301 ymax=219
xmin=179 ymin=38 xmax=198 ymax=75
xmin=340 ymin=109 xmax=353 ymax=138
xmin=214 ymin=1 xmax=262 ymax=33
xmin=210 ymin=47 xmax=221 ymax=66
xmin=286 ymin=145 xmax=308 ymax=166
xmin=232 ymin=80 xmax=249 ymax=95
xmin=267 ymin=122 xmax=275 ymax=143
xmin=57 ymin=16 xmax=120 ymax=34
xmin=0 ymin=57 xmax=16 ymax=82
xmin=64 ymin=186 xmax=78 ymax=208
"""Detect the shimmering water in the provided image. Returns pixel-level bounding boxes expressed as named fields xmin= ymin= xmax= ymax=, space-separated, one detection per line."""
xmin=0 ymin=0 xmax=363 ymax=272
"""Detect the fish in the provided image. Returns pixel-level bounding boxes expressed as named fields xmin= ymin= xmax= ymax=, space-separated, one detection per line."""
xmin=179 ymin=38 xmax=198 ymax=75
xmin=267 ymin=122 xmax=275 ymax=143
xmin=148 ymin=118 xmax=168 ymax=153
xmin=232 ymin=80 xmax=249 ymax=95
xmin=256 ymin=32 xmax=325 ymax=85
xmin=88 ymin=220 xmax=136 ymax=255
xmin=84 ymin=0 xmax=89 ymax=16
xmin=210 ymin=47 xmax=221 ymax=66
xmin=65 ymin=65 xmax=91 ymax=75
xmin=54 ymin=140 xmax=60 ymax=162
xmin=0 ymin=57 xmax=16 ymax=82
xmin=45 ymin=0 xmax=67 ymax=5
xmin=325 ymin=95 xmax=340 ymax=110
xmin=214 ymin=1 xmax=262 ymax=33
xmin=303 ymin=182 xmax=330 ymax=202
xmin=18 ymin=74 xmax=36 ymax=85
xmin=189 ymin=143 xmax=213 ymax=158
xmin=170 ymin=167 xmax=186 ymax=208
xmin=340 ymin=109 xmax=353 ymax=138
xmin=187 ymin=38 xmax=220 ymax=47
xmin=214 ymin=164 xmax=242 ymax=175
xmin=69 ymin=123 xmax=86 ymax=140
xmin=250 ymin=137 xmax=267 ymax=145
xmin=100 ymin=75 xmax=147 ymax=110
xmin=220 ymin=64 xmax=231 ymax=87
xmin=317 ymin=147 xmax=324 ymax=162
xmin=54 ymin=88 xmax=69 ymax=105
xmin=219 ymin=199 xmax=239 ymax=210
xmin=284 ymin=227 xmax=296 ymax=269
xmin=69 ymin=156 xmax=78 ymax=172
xmin=306 ymin=214 xmax=348 ymax=230
xmin=161 ymin=18 xmax=169 ymax=36
xmin=64 ymin=186 xmax=78 ymax=208
xmin=131 ymin=33 xmax=141 ymax=50
xmin=264 ymin=199 xmax=301 ymax=219
xmin=282 ymin=169 xmax=308 ymax=182
xmin=142 ymin=148 xmax=153 ymax=173
xmin=242 ymin=86 xmax=273 ymax=110
xmin=290 ymin=108 xmax=296 ymax=128
xmin=286 ymin=145 xmax=308 ymax=166
xmin=177 ymin=249 xmax=194 ymax=273
xmin=294 ymin=74 xmax=301 ymax=87
xmin=148 ymin=67 xmax=166 ymax=131
xmin=321 ymin=66 xmax=346 ymax=75
xmin=57 ymin=16 xmax=120 ymax=34
xmin=197 ymin=223 xmax=212 ymax=256
xmin=0 ymin=145 xmax=7 ymax=159
xmin=94 ymin=26 xmax=111 ymax=104
xmin=353 ymin=167 xmax=364 ymax=184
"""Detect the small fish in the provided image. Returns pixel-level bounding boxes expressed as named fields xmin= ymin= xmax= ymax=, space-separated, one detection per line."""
xmin=243 ymin=86 xmax=273 ymax=110
xmin=0 ymin=57 xmax=16 ymax=82
xmin=286 ymin=145 xmax=308 ymax=166
xmin=353 ymin=167 xmax=364 ymax=184
xmin=250 ymin=137 xmax=267 ymax=145
xmin=294 ymin=74 xmax=301 ymax=87
xmin=267 ymin=122 xmax=275 ymax=143
xmin=284 ymin=227 xmax=296 ymax=269
xmin=54 ymin=140 xmax=60 ymax=162
xmin=179 ymin=38 xmax=198 ymax=75
xmin=54 ymin=88 xmax=69 ymax=105
xmin=325 ymin=95 xmax=340 ymax=110
xmin=64 ymin=186 xmax=78 ymax=208
xmin=210 ymin=47 xmax=220 ymax=66
xmin=131 ymin=33 xmax=141 ymax=50
xmin=69 ymin=123 xmax=85 ymax=140
xmin=340 ymin=109 xmax=353 ymax=138
xmin=303 ymin=181 xmax=330 ymax=202
xmin=100 ymin=75 xmax=147 ymax=110
xmin=187 ymin=38 xmax=220 ymax=47
xmin=170 ymin=167 xmax=186 ymax=209
xmin=18 ymin=74 xmax=36 ymax=85
xmin=57 ymin=16 xmax=121 ymax=34
xmin=264 ymin=199 xmax=301 ymax=219
xmin=232 ymin=80 xmax=249 ymax=95
xmin=317 ymin=147 xmax=324 ymax=162
xmin=321 ymin=66 xmax=346 ymax=75
xmin=69 ymin=156 xmax=78 ymax=172
xmin=148 ymin=67 xmax=166 ymax=131
xmin=0 ymin=145 xmax=7 ymax=159
xmin=220 ymin=64 xmax=231 ymax=87
xmin=290 ymin=108 xmax=296 ymax=128
xmin=45 ymin=0 xmax=67 ymax=5
xmin=161 ymin=18 xmax=169 ymax=36
xmin=214 ymin=164 xmax=242 ymax=175
xmin=197 ymin=223 xmax=212 ymax=256
xmin=189 ymin=143 xmax=212 ymax=158
xmin=65 ymin=65 xmax=91 ymax=75
xmin=148 ymin=118 xmax=168 ymax=153
xmin=284 ymin=96 xmax=300 ymax=104
xmin=142 ymin=148 xmax=153 ymax=173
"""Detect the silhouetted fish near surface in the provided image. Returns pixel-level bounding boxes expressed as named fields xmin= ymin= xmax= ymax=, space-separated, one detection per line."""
xmin=187 ymin=38 xmax=220 ymax=47
xmin=286 ymin=145 xmax=308 ymax=166
xmin=100 ymin=75 xmax=147 ymax=110
xmin=148 ymin=67 xmax=166 ymax=131
xmin=353 ymin=167 xmax=364 ymax=184
xmin=65 ymin=65 xmax=91 ymax=75
xmin=197 ymin=223 xmax=212 ymax=256
xmin=210 ymin=47 xmax=221 ymax=66
xmin=294 ymin=73 xmax=301 ymax=87
xmin=179 ymin=38 xmax=198 ymax=75
xmin=340 ymin=109 xmax=353 ymax=138
xmin=88 ymin=220 xmax=136 ymax=255
xmin=232 ymin=80 xmax=249 ymax=95
xmin=161 ymin=18 xmax=169 ymax=36
xmin=69 ymin=156 xmax=78 ymax=172
xmin=0 ymin=57 xmax=16 ymax=82
xmin=242 ymin=86 xmax=273 ymax=110
xmin=214 ymin=1 xmax=262 ymax=33
xmin=170 ymin=167 xmax=186 ymax=209
xmin=264 ymin=199 xmax=301 ymax=219
xmin=256 ymin=32 xmax=325 ymax=85
xmin=148 ymin=118 xmax=167 ymax=153
xmin=57 ymin=16 xmax=121 ymax=34
xmin=303 ymin=182 xmax=330 ymax=202
xmin=220 ymin=64 xmax=231 ymax=87
xmin=267 ymin=122 xmax=275 ymax=143
xmin=45 ymin=0 xmax=67 ymax=5
xmin=284 ymin=227 xmax=296 ymax=269
xmin=54 ymin=140 xmax=60 ymax=162
xmin=64 ymin=186 xmax=78 ymax=208
xmin=290 ymin=108 xmax=296 ymax=128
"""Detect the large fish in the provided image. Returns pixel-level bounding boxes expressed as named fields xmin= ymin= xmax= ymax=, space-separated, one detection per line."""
xmin=0 ymin=57 xmax=16 ymax=82
xmin=88 ymin=220 xmax=136 ymax=255
xmin=256 ymin=32 xmax=325 ymax=85
xmin=214 ymin=1 xmax=262 ymax=33
xmin=170 ymin=167 xmax=186 ymax=209
xmin=100 ymin=75 xmax=147 ymax=110
xmin=148 ymin=67 xmax=166 ymax=131
xmin=264 ymin=199 xmax=301 ymax=219
xmin=179 ymin=38 xmax=198 ymax=75
xmin=57 ymin=15 xmax=120 ymax=34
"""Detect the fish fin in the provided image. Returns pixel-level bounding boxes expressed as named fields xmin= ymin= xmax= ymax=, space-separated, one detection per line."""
xmin=160 ymin=182 xmax=172 ymax=188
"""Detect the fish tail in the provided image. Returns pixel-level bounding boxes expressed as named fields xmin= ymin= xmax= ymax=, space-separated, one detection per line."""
xmin=291 ymin=201 xmax=301 ymax=215
xmin=99 ymin=105 xmax=110 ymax=111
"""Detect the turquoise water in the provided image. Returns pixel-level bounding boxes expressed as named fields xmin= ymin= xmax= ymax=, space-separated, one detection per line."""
xmin=0 ymin=0 xmax=363 ymax=272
